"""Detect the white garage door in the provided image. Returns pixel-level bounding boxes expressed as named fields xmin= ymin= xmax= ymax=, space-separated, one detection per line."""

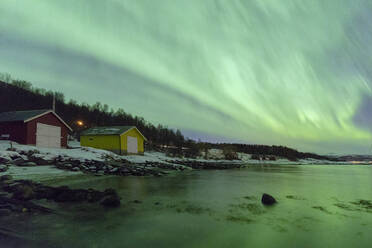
xmin=127 ymin=136 xmax=138 ymax=154
xmin=36 ymin=123 xmax=61 ymax=148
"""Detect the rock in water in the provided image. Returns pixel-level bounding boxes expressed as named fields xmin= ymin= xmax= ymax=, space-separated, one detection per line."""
xmin=261 ymin=193 xmax=277 ymax=206
xmin=12 ymin=185 xmax=35 ymax=201
xmin=12 ymin=158 xmax=25 ymax=166
xmin=100 ymin=195 xmax=120 ymax=207
xmin=0 ymin=175 xmax=12 ymax=182
xmin=20 ymin=162 xmax=37 ymax=167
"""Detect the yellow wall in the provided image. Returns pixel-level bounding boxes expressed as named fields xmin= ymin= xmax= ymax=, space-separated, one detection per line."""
xmin=81 ymin=128 xmax=145 ymax=155
xmin=80 ymin=135 xmax=121 ymax=154
xmin=120 ymin=128 xmax=144 ymax=154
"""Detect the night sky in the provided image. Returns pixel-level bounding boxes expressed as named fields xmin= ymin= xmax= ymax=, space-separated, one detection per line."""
xmin=1 ymin=1 xmax=372 ymax=154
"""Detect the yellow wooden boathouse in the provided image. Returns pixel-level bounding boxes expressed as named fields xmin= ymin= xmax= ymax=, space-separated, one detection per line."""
xmin=80 ymin=126 xmax=146 ymax=155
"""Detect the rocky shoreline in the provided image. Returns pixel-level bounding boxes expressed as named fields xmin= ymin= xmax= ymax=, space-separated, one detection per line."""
xmin=0 ymin=175 xmax=121 ymax=217
xmin=169 ymin=160 xmax=246 ymax=170
xmin=0 ymin=148 xmax=250 ymax=219
xmin=0 ymin=148 xmax=249 ymax=178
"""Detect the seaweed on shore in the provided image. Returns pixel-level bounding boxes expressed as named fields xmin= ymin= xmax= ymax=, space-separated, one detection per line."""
xmin=176 ymin=205 xmax=212 ymax=215
xmin=286 ymin=195 xmax=306 ymax=200
xmin=334 ymin=203 xmax=358 ymax=212
xmin=332 ymin=198 xmax=372 ymax=213
xmin=350 ymin=200 xmax=372 ymax=210
xmin=225 ymin=214 xmax=254 ymax=224
xmin=229 ymin=203 xmax=266 ymax=215
xmin=165 ymin=201 xmax=213 ymax=215
xmin=272 ymin=225 xmax=288 ymax=233
xmin=312 ymin=206 xmax=332 ymax=214
xmin=243 ymin=196 xmax=257 ymax=201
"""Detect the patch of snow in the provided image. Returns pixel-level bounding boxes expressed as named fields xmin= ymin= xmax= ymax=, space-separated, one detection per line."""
xmin=0 ymin=141 xmax=120 ymax=163
xmin=0 ymin=165 xmax=81 ymax=181
xmin=105 ymin=128 xmax=120 ymax=131
xmin=201 ymin=149 xmax=225 ymax=160
xmin=125 ymin=152 xmax=176 ymax=164
xmin=68 ymin=140 xmax=81 ymax=148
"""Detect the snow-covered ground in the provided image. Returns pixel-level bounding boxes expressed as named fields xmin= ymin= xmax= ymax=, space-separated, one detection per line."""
xmin=126 ymin=149 xmax=347 ymax=165
xmin=0 ymin=140 xmax=120 ymax=162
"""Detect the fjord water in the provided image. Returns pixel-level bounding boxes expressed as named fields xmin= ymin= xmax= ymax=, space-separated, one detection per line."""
xmin=5 ymin=164 xmax=372 ymax=248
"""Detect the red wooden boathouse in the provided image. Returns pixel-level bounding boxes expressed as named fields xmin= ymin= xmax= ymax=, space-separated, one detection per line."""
xmin=0 ymin=109 xmax=72 ymax=148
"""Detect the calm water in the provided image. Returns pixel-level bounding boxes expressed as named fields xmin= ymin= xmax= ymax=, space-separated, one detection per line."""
xmin=3 ymin=164 xmax=372 ymax=248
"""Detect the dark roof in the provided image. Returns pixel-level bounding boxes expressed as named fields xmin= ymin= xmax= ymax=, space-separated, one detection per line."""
xmin=81 ymin=126 xmax=135 ymax=136
xmin=0 ymin=109 xmax=51 ymax=123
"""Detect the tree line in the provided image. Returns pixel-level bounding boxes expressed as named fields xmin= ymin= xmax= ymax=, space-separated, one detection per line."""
xmin=0 ymin=73 xmax=185 ymax=146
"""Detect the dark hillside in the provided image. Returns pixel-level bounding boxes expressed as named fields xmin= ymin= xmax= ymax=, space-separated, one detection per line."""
xmin=0 ymin=80 xmax=185 ymax=146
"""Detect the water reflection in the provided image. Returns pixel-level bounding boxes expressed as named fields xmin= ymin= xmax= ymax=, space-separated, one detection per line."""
xmin=2 ymin=165 xmax=372 ymax=248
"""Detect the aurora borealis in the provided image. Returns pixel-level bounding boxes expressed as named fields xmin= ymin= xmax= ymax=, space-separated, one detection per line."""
xmin=1 ymin=1 xmax=372 ymax=154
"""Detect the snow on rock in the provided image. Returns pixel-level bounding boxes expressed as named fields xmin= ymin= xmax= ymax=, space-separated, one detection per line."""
xmin=125 ymin=152 xmax=176 ymax=164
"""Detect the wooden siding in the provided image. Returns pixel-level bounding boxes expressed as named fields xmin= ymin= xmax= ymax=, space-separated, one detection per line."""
xmin=80 ymin=135 xmax=121 ymax=154
xmin=120 ymin=128 xmax=144 ymax=154
xmin=81 ymin=128 xmax=145 ymax=155
xmin=0 ymin=121 xmax=27 ymax=144
xmin=26 ymin=112 xmax=69 ymax=147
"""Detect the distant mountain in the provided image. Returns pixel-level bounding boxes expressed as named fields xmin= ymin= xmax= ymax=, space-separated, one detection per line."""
xmin=333 ymin=154 xmax=372 ymax=162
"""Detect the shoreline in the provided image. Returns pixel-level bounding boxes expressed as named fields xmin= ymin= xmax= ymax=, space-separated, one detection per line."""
xmin=0 ymin=142 xmax=367 ymax=181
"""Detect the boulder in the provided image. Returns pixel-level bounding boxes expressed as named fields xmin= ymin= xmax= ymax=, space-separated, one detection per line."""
xmin=64 ymin=163 xmax=73 ymax=168
xmin=71 ymin=190 xmax=89 ymax=202
xmin=2 ymin=182 xmax=24 ymax=193
xmin=33 ymin=158 xmax=52 ymax=165
xmin=104 ymin=188 xmax=117 ymax=196
xmin=12 ymin=158 xmax=25 ymax=166
xmin=0 ymin=165 xmax=8 ymax=172
xmin=0 ymin=208 xmax=11 ymax=216
xmin=0 ymin=175 xmax=13 ymax=182
xmin=100 ymin=195 xmax=120 ymax=207
xmin=20 ymin=162 xmax=37 ymax=167
xmin=34 ymin=186 xmax=56 ymax=200
xmin=0 ymin=157 xmax=10 ymax=164
xmin=106 ymin=161 xmax=123 ymax=168
xmin=54 ymin=192 xmax=74 ymax=202
xmin=54 ymin=187 xmax=74 ymax=202
xmin=12 ymin=185 xmax=35 ymax=201
xmin=87 ymin=190 xmax=104 ymax=203
xmin=71 ymin=167 xmax=80 ymax=172
xmin=261 ymin=193 xmax=277 ymax=206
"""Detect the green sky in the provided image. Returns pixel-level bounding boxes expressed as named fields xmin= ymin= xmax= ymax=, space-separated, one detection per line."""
xmin=1 ymin=0 xmax=372 ymax=154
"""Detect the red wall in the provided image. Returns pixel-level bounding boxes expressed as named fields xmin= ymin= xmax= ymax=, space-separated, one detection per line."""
xmin=26 ymin=112 xmax=69 ymax=147
xmin=0 ymin=121 xmax=27 ymax=144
